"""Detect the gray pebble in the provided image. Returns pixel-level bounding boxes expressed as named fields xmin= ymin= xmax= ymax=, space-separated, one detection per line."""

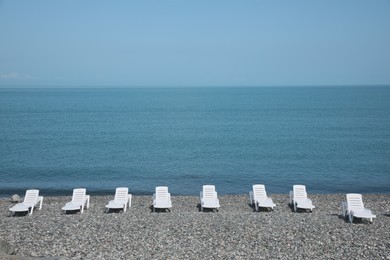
xmin=0 ymin=194 xmax=389 ymax=259
xmin=10 ymin=195 xmax=21 ymax=203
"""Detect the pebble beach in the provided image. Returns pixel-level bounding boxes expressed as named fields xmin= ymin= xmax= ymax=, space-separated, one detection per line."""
xmin=0 ymin=194 xmax=389 ymax=259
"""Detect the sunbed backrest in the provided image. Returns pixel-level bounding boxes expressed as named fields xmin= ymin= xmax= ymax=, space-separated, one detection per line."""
xmin=253 ymin=185 xmax=267 ymax=199
xmin=293 ymin=185 xmax=307 ymax=199
xmin=203 ymin=185 xmax=216 ymax=199
xmin=347 ymin=193 xmax=364 ymax=210
xmin=156 ymin=186 xmax=169 ymax=200
xmin=72 ymin=188 xmax=86 ymax=203
xmin=114 ymin=187 xmax=129 ymax=202
xmin=24 ymin=189 xmax=39 ymax=205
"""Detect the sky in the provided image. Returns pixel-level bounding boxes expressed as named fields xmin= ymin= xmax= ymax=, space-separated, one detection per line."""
xmin=0 ymin=0 xmax=390 ymax=87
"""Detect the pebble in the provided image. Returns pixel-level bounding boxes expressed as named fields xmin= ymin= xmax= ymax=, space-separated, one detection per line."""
xmin=10 ymin=195 xmax=21 ymax=203
xmin=0 ymin=194 xmax=389 ymax=259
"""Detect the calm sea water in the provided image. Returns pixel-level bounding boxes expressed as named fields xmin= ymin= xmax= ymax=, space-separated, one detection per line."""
xmin=0 ymin=87 xmax=389 ymax=196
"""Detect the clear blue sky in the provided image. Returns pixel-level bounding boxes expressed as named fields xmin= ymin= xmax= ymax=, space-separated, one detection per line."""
xmin=1 ymin=0 xmax=389 ymax=87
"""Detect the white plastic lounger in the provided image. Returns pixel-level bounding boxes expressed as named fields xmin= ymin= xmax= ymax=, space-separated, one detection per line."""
xmin=289 ymin=185 xmax=315 ymax=212
xmin=342 ymin=193 xmax=376 ymax=223
xmin=105 ymin=187 xmax=132 ymax=213
xmin=9 ymin=189 xmax=43 ymax=216
xmin=200 ymin=185 xmax=220 ymax=212
xmin=249 ymin=184 xmax=276 ymax=211
xmin=152 ymin=186 xmax=172 ymax=212
xmin=61 ymin=188 xmax=90 ymax=214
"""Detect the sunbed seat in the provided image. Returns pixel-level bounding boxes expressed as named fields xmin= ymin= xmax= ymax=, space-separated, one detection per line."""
xmin=152 ymin=186 xmax=172 ymax=212
xmin=342 ymin=193 xmax=376 ymax=223
xmin=249 ymin=184 xmax=276 ymax=211
xmin=105 ymin=187 xmax=131 ymax=213
xmin=61 ymin=188 xmax=90 ymax=214
xmin=200 ymin=185 xmax=220 ymax=212
xmin=9 ymin=189 xmax=43 ymax=216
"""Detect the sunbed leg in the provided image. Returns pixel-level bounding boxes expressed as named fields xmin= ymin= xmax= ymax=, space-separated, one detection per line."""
xmin=86 ymin=195 xmax=90 ymax=209
xmin=128 ymin=194 xmax=132 ymax=208
xmin=38 ymin=196 xmax=43 ymax=210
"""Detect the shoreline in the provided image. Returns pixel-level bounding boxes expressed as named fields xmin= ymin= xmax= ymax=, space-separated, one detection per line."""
xmin=1 ymin=190 xmax=390 ymax=198
xmin=1 ymin=194 xmax=389 ymax=259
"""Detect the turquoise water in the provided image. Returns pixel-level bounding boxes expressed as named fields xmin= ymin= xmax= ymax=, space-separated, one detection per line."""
xmin=0 ymin=87 xmax=389 ymax=195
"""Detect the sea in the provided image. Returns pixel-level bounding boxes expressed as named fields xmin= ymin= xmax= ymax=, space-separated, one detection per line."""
xmin=0 ymin=86 xmax=389 ymax=196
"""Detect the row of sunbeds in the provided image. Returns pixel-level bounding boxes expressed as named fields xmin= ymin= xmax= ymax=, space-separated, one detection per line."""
xmin=8 ymin=185 xmax=377 ymax=224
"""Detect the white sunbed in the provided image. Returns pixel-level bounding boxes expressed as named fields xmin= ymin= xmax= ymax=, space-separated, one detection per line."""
xmin=152 ymin=186 xmax=172 ymax=212
xmin=105 ymin=187 xmax=132 ymax=213
xmin=249 ymin=184 xmax=276 ymax=211
xmin=341 ymin=193 xmax=376 ymax=223
xmin=200 ymin=185 xmax=220 ymax=212
xmin=61 ymin=188 xmax=90 ymax=214
xmin=289 ymin=185 xmax=315 ymax=212
xmin=9 ymin=189 xmax=43 ymax=216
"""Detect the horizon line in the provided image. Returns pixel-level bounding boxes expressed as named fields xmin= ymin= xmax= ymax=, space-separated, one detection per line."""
xmin=1 ymin=84 xmax=390 ymax=89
